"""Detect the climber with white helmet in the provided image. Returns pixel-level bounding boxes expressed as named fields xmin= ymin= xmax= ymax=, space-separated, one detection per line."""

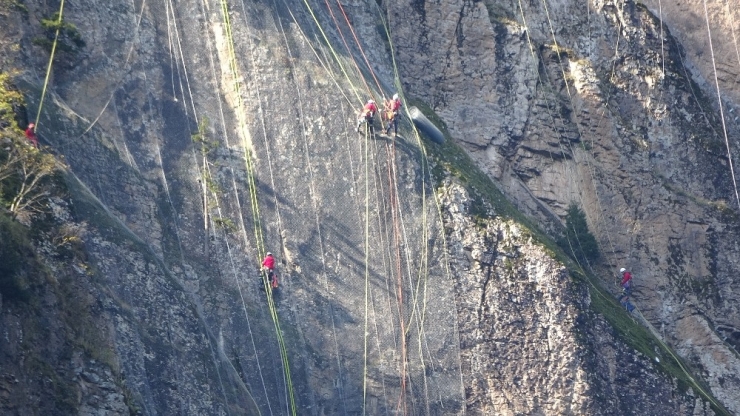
xmin=620 ymin=267 xmax=632 ymax=295
xmin=356 ymin=98 xmax=378 ymax=134
xmin=384 ymin=93 xmax=402 ymax=136
xmin=25 ymin=122 xmax=38 ymax=148
xmin=260 ymin=252 xmax=278 ymax=290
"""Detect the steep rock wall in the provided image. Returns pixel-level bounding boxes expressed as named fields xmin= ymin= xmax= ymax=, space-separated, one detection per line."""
xmin=0 ymin=0 xmax=737 ymax=414
xmin=5 ymin=0 xmax=462 ymax=413
xmin=440 ymin=182 xmax=714 ymax=415
xmin=390 ymin=0 xmax=740 ymax=412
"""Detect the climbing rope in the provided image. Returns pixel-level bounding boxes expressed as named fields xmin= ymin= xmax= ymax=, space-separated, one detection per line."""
xmin=334 ymin=0 xmax=386 ymax=95
xmin=287 ymin=4 xmax=423 ymax=410
xmin=322 ymin=0 xmax=375 ymax=99
xmin=34 ymin=0 xmax=66 ymax=130
xmin=374 ymin=2 xmax=458 ymax=410
xmin=270 ymin=1 xmax=353 ymax=412
xmin=297 ymin=0 xmax=369 ymax=105
xmin=362 ymin=121 xmax=371 ymax=414
xmin=216 ymin=0 xmax=297 ymax=412
xmin=533 ymin=0 xmax=623 ymax=276
xmin=76 ymin=0 xmax=147 ymax=137
xmin=515 ymin=4 xmax=734 ymax=412
xmin=277 ymin=3 xmax=419 ymax=412
xmin=702 ymin=0 xmax=740 ymax=211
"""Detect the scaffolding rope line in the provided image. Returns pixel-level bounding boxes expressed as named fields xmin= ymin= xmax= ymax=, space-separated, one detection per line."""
xmin=374 ymin=1 xmax=463 ymax=410
xmin=33 ymin=0 xmax=66 ymax=131
xmin=196 ymin=0 xmax=275 ymax=408
xmin=216 ymin=0 xmax=297 ymax=413
xmin=269 ymin=1 xmax=352 ymax=412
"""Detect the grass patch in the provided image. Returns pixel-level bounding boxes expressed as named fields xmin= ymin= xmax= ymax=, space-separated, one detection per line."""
xmin=0 ymin=0 xmax=27 ymax=14
xmin=32 ymin=12 xmax=86 ymax=55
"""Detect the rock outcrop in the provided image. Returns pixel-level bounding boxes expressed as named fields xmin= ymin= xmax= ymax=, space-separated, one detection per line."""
xmin=441 ymin=182 xmax=714 ymax=415
xmin=391 ymin=0 xmax=740 ymax=413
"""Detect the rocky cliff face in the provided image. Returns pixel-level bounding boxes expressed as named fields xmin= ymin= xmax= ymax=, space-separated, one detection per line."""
xmin=441 ymin=182 xmax=715 ymax=415
xmin=0 ymin=0 xmax=738 ymax=414
xmin=392 ymin=0 xmax=740 ymax=413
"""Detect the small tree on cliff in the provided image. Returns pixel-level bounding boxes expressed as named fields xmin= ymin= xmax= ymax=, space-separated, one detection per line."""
xmin=559 ymin=203 xmax=600 ymax=265
xmin=0 ymin=74 xmax=58 ymax=220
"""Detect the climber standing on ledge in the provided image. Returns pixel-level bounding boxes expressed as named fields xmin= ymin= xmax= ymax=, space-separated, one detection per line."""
xmin=356 ymin=99 xmax=378 ymax=135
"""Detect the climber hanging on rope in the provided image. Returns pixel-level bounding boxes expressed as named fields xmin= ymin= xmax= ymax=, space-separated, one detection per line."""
xmin=384 ymin=94 xmax=402 ymax=137
xmin=617 ymin=268 xmax=634 ymax=312
xmin=260 ymin=252 xmax=278 ymax=291
xmin=620 ymin=267 xmax=632 ymax=295
xmin=356 ymin=99 xmax=378 ymax=135
xmin=25 ymin=123 xmax=38 ymax=148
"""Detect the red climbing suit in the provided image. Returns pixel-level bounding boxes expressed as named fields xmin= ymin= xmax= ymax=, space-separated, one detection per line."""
xmin=262 ymin=254 xmax=275 ymax=271
xmin=361 ymin=101 xmax=378 ymax=119
xmin=25 ymin=124 xmax=38 ymax=147
xmin=620 ymin=271 xmax=632 ymax=287
xmin=261 ymin=254 xmax=278 ymax=289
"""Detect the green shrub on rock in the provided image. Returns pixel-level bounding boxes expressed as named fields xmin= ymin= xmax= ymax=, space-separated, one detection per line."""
xmin=559 ymin=203 xmax=600 ymax=266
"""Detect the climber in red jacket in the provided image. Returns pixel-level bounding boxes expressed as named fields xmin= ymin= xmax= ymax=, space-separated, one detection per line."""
xmin=262 ymin=252 xmax=275 ymax=271
xmin=620 ymin=267 xmax=632 ymax=294
xmin=25 ymin=123 xmax=38 ymax=148
xmin=261 ymin=252 xmax=277 ymax=289
xmin=384 ymin=93 xmax=402 ymax=136
xmin=356 ymin=99 xmax=378 ymax=134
